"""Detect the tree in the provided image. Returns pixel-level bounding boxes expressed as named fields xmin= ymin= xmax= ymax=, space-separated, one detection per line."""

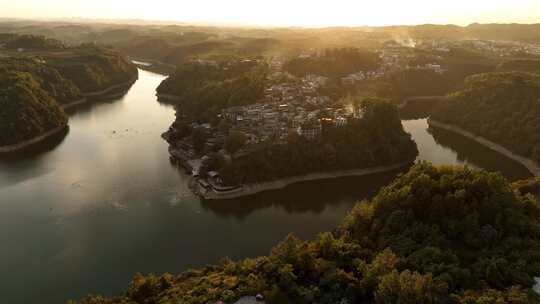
xmin=224 ymin=131 xmax=248 ymax=154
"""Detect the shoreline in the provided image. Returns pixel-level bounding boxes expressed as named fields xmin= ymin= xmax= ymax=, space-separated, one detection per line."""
xmin=199 ymin=160 xmax=414 ymax=200
xmin=0 ymin=124 xmax=68 ymax=154
xmin=397 ymin=96 xmax=448 ymax=109
xmin=0 ymin=75 xmax=138 ymax=154
xmin=80 ymin=75 xmax=139 ymax=98
xmin=156 ymin=93 xmax=181 ymax=102
xmin=428 ymin=119 xmax=540 ymax=177
xmin=131 ymin=58 xmax=177 ymax=75
xmin=62 ymin=75 xmax=138 ymax=110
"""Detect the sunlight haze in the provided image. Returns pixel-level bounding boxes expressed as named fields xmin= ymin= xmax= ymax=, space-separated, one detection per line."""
xmin=3 ymin=0 xmax=540 ymax=26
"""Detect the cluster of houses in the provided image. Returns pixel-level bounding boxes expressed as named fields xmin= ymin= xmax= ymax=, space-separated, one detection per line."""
xmin=166 ymin=61 xmax=365 ymax=190
xmin=341 ymin=47 xmax=448 ymax=85
xmin=420 ymin=39 xmax=540 ymax=58
xmin=221 ymin=100 xmax=358 ymax=144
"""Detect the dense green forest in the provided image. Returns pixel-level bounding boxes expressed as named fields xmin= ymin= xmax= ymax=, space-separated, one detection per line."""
xmin=283 ymin=48 xmax=380 ymax=77
xmin=0 ymin=35 xmax=138 ymax=94
xmin=0 ymin=70 xmax=68 ymax=146
xmin=156 ymin=61 xmax=269 ymax=122
xmin=431 ymin=72 xmax=540 ymax=163
xmin=0 ymin=57 xmax=81 ymax=105
xmin=217 ymin=100 xmax=418 ymax=185
xmin=0 ymin=34 xmax=137 ymax=148
xmin=1 ymin=33 xmax=66 ymax=50
xmin=49 ymin=44 xmax=138 ymax=92
xmin=72 ymin=163 xmax=540 ymax=304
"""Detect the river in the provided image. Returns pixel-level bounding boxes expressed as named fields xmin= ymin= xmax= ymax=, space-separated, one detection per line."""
xmin=0 ymin=69 xmax=533 ymax=304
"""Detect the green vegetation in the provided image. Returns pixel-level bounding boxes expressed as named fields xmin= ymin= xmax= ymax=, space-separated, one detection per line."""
xmin=217 ymin=100 xmax=418 ymax=185
xmin=0 ymin=34 xmax=137 ymax=148
xmin=72 ymin=163 xmax=540 ymax=303
xmin=0 ymin=57 xmax=81 ymax=105
xmin=283 ymin=48 xmax=380 ymax=77
xmin=0 ymin=34 xmax=138 ymax=94
xmin=156 ymin=61 xmax=269 ymax=121
xmin=432 ymin=72 xmax=540 ymax=163
xmin=513 ymin=177 xmax=540 ymax=200
xmin=224 ymin=130 xmax=248 ymax=154
xmin=3 ymin=21 xmax=540 ymax=68
xmin=0 ymin=70 xmax=67 ymax=146
xmin=49 ymin=44 xmax=138 ymax=92
xmin=386 ymin=69 xmax=449 ymax=99
xmin=2 ymin=34 xmax=66 ymax=50
xmin=498 ymin=59 xmax=540 ymax=74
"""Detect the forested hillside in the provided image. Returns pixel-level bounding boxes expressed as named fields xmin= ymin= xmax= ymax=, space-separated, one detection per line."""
xmin=431 ymin=72 xmax=540 ymax=163
xmin=497 ymin=59 xmax=540 ymax=74
xmin=72 ymin=163 xmax=540 ymax=304
xmin=0 ymin=57 xmax=81 ymax=105
xmin=0 ymin=70 xmax=68 ymax=146
xmin=283 ymin=48 xmax=380 ymax=77
xmin=156 ymin=61 xmax=269 ymax=122
xmin=0 ymin=34 xmax=138 ymax=148
xmin=49 ymin=44 xmax=138 ymax=92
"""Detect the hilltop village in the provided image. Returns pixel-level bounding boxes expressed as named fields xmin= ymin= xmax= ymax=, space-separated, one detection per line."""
xmin=162 ymin=53 xmax=421 ymax=197
xmin=157 ymin=35 xmax=540 ymax=198
xmin=163 ymin=59 xmax=365 ymax=195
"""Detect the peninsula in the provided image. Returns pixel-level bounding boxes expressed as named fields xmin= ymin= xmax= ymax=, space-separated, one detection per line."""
xmin=159 ymin=57 xmax=418 ymax=199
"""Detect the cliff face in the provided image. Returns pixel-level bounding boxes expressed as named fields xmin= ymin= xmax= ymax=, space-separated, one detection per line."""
xmin=0 ymin=71 xmax=68 ymax=146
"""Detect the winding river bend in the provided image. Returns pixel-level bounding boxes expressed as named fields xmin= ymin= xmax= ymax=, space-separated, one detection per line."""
xmin=0 ymin=69 xmax=533 ymax=304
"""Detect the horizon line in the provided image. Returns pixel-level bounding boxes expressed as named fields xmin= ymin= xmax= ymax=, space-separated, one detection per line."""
xmin=2 ymin=16 xmax=540 ymax=30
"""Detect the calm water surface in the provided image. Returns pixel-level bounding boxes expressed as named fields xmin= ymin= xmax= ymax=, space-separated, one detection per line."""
xmin=0 ymin=69 xmax=532 ymax=303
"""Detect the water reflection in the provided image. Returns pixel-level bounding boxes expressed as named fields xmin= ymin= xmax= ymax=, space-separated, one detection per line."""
xmin=0 ymin=128 xmax=69 ymax=187
xmin=427 ymin=125 xmax=532 ymax=181
xmin=201 ymin=167 xmax=409 ymax=219
xmin=402 ymin=118 xmax=532 ymax=182
xmin=0 ymin=70 xmax=535 ymax=304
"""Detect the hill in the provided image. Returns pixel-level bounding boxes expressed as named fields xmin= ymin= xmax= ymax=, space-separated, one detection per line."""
xmin=431 ymin=72 xmax=540 ymax=164
xmin=217 ymin=100 xmax=418 ymax=185
xmin=156 ymin=60 xmax=268 ymax=121
xmin=0 ymin=70 xmax=68 ymax=146
xmin=0 ymin=35 xmax=138 ymax=149
xmin=72 ymin=163 xmax=540 ymax=303
xmin=49 ymin=43 xmax=138 ymax=92
xmin=0 ymin=57 xmax=81 ymax=105
xmin=497 ymin=59 xmax=540 ymax=74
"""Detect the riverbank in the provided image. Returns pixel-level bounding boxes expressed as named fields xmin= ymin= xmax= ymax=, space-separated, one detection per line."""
xmin=198 ymin=160 xmax=414 ymax=200
xmin=156 ymin=93 xmax=181 ymax=102
xmin=428 ymin=119 xmax=540 ymax=177
xmin=0 ymin=76 xmax=138 ymax=154
xmin=0 ymin=124 xmax=68 ymax=154
xmin=63 ymin=75 xmax=138 ymax=110
xmin=132 ymin=58 xmax=177 ymax=75
xmin=397 ymin=96 xmax=448 ymax=109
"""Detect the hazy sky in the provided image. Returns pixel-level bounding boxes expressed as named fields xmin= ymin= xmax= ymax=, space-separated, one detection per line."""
xmin=3 ymin=0 xmax=540 ymax=27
